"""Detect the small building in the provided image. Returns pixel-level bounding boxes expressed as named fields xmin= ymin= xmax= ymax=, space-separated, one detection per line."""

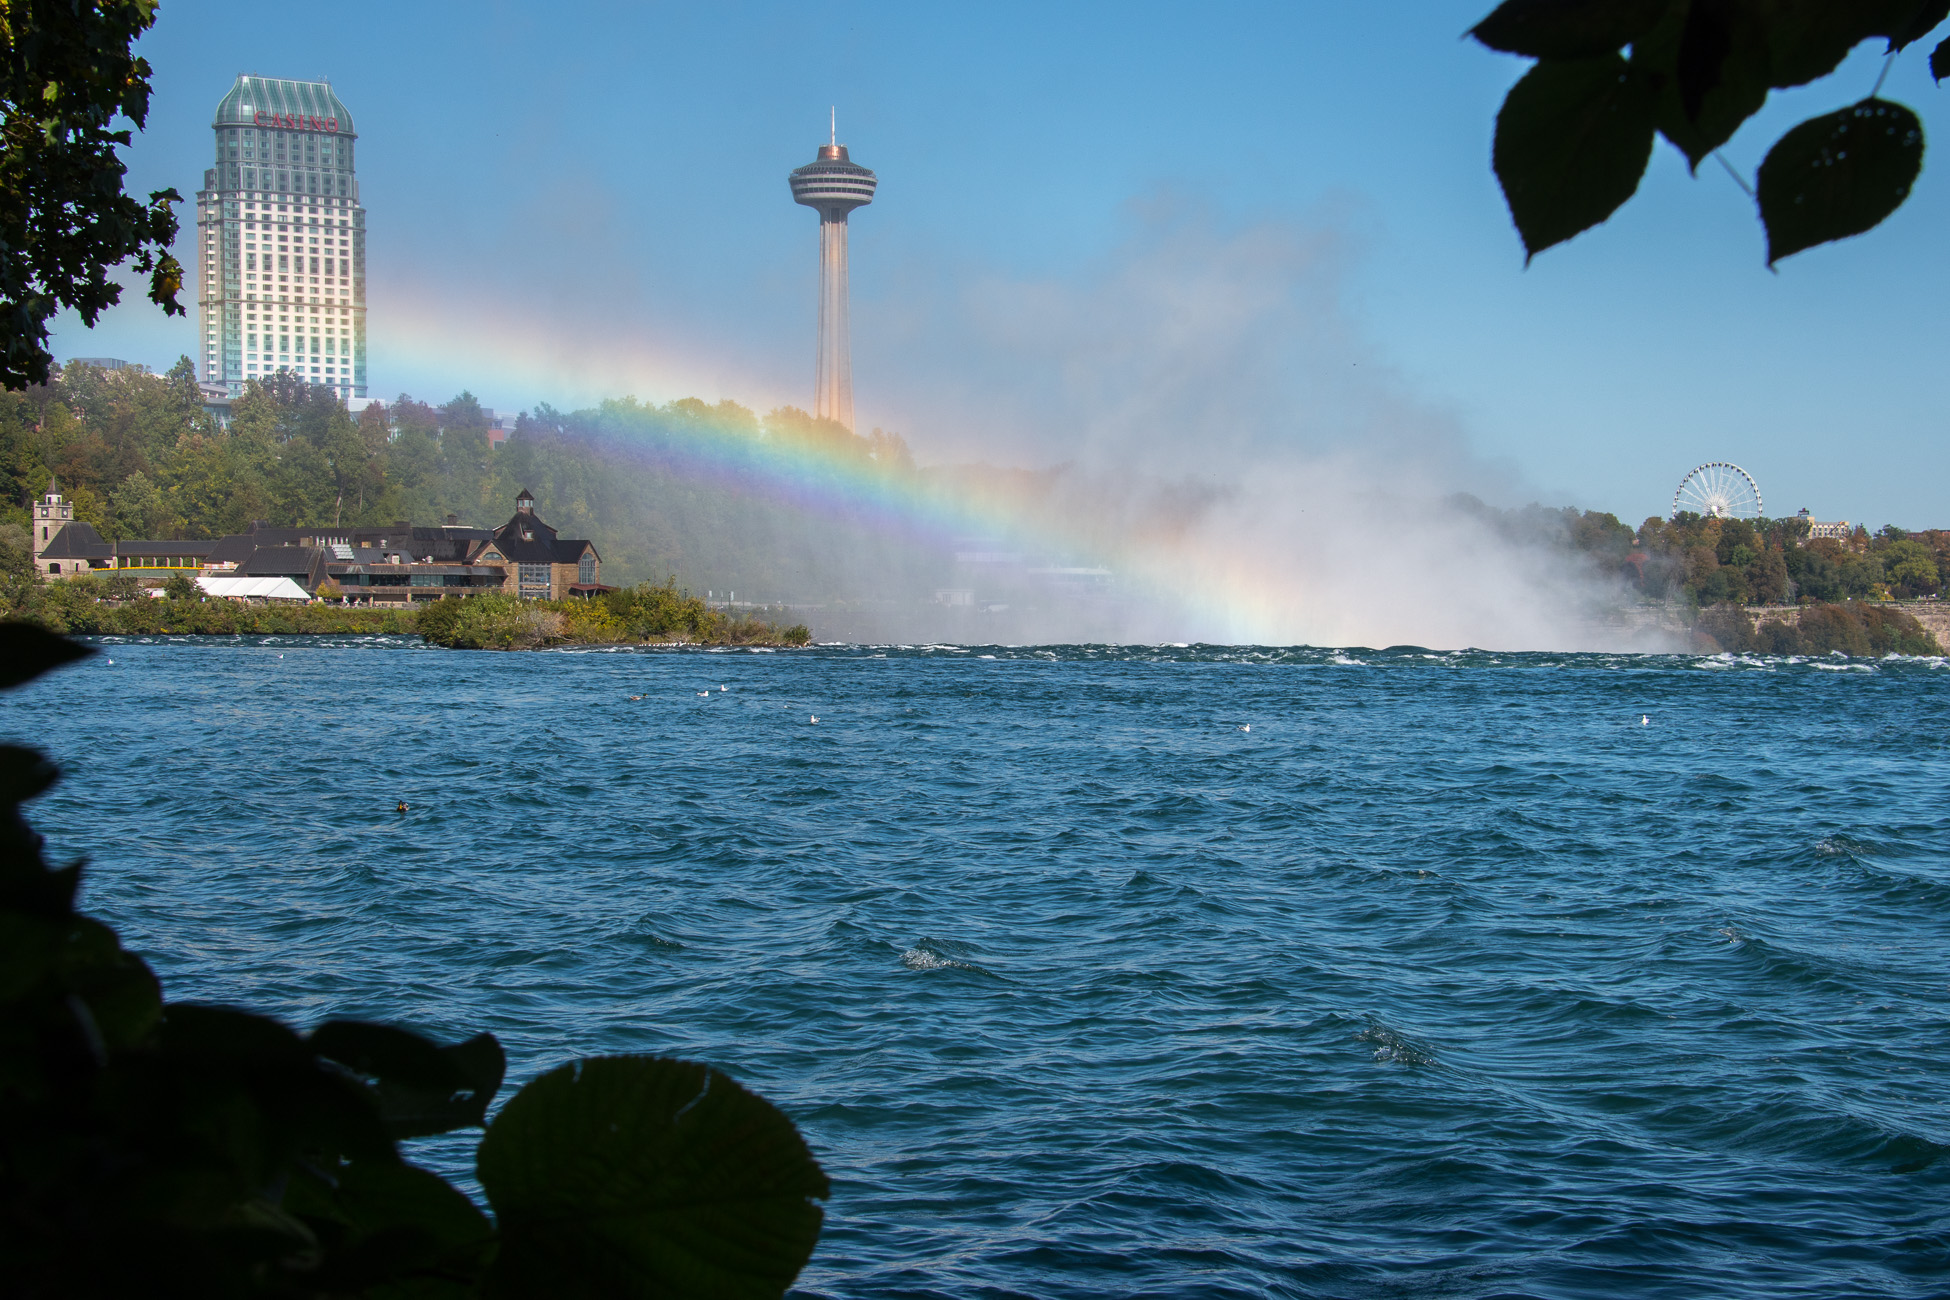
xmin=63 ymin=357 xmax=149 ymax=374
xmin=1795 ymin=508 xmax=1853 ymax=542
xmin=481 ymin=489 xmax=604 ymax=600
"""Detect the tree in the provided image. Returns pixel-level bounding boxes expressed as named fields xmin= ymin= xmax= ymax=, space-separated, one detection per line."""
xmin=0 ymin=0 xmax=184 ymax=388
xmin=108 ymin=468 xmax=167 ymax=539
xmin=1474 ymin=0 xmax=1949 ymax=264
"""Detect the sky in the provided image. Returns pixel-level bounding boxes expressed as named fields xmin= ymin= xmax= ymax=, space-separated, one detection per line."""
xmin=55 ymin=1 xmax=1950 ymax=529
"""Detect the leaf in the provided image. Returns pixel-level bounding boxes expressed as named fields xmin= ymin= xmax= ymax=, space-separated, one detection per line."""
xmin=1933 ymin=33 xmax=1950 ymax=79
xmin=1758 ymin=0 xmax=1946 ymax=87
xmin=1757 ymin=97 xmax=1925 ymax=264
xmin=311 ymin=1021 xmax=505 ymax=1138
xmin=1631 ymin=1 xmax=1770 ymax=168
xmin=160 ymin=1004 xmax=398 ymax=1172
xmin=1493 ymin=53 xmax=1658 ymax=259
xmin=479 ymin=1056 xmax=829 ymax=1300
xmin=0 ymin=622 xmax=93 ymax=691
xmin=290 ymin=1159 xmax=495 ymax=1297
xmin=1471 ymin=0 xmax=1672 ymax=58
xmin=1882 ymin=0 xmax=1950 ymax=50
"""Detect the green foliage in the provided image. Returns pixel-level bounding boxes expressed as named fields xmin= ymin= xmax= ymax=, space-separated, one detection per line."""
xmin=480 ymin=1058 xmax=829 ymax=1300
xmin=1493 ymin=53 xmax=1656 ymax=261
xmin=0 ymin=0 xmax=184 ymax=389
xmin=1709 ymin=599 xmax=1942 ymax=655
xmin=1473 ymin=0 xmax=1948 ymax=262
xmin=0 ymin=623 xmax=829 ymax=1297
xmin=1756 ymin=98 xmax=1925 ymax=264
xmin=415 ymin=584 xmax=799 ymax=651
xmin=0 ymin=370 xmax=918 ymax=607
xmin=1452 ymin=496 xmax=1950 ymax=645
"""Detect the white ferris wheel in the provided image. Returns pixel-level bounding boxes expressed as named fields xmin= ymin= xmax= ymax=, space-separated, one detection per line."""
xmin=1671 ymin=461 xmax=1762 ymax=521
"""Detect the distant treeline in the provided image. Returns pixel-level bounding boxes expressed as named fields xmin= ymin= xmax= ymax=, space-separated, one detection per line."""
xmin=1455 ymin=498 xmax=1950 ymax=607
xmin=7 ymin=359 xmax=1947 ymax=617
xmin=0 ymin=358 xmax=923 ymax=597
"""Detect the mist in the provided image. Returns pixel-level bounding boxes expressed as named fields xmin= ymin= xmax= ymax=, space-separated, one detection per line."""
xmin=782 ymin=201 xmax=1666 ymax=649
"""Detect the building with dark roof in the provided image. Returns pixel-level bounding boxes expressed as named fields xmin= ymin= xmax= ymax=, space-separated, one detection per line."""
xmin=38 ymin=521 xmax=113 ymax=576
xmin=482 ymin=489 xmax=605 ymax=599
xmin=27 ymin=486 xmax=603 ymax=603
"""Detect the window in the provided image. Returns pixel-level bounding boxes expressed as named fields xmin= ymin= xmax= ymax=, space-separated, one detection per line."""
xmin=518 ymin=564 xmax=551 ymax=595
xmin=578 ymin=554 xmax=595 ymax=584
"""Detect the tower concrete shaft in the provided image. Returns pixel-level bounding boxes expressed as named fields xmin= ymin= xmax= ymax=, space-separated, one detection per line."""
xmin=790 ymin=138 xmax=876 ymax=429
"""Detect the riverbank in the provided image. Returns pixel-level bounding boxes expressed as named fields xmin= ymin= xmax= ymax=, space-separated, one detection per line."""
xmin=1587 ymin=599 xmax=1942 ymax=656
xmin=8 ymin=580 xmax=813 ymax=649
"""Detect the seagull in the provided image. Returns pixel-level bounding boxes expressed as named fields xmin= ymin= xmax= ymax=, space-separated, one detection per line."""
xmin=1641 ymin=715 xmax=1650 ymax=726
xmin=696 ymin=690 xmax=711 ymax=697
xmin=719 ymin=684 xmax=727 ymax=692
xmin=810 ymin=715 xmax=818 ymax=724
xmin=1239 ymin=724 xmax=1251 ymax=732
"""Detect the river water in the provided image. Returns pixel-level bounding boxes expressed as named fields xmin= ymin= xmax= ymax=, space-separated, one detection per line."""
xmin=16 ymin=638 xmax=1950 ymax=1298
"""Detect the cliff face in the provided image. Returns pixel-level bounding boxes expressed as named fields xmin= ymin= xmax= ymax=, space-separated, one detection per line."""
xmin=1583 ymin=602 xmax=1947 ymax=656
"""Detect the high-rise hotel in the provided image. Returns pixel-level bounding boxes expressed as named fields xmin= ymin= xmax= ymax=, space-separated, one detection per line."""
xmin=196 ymin=75 xmax=366 ymax=398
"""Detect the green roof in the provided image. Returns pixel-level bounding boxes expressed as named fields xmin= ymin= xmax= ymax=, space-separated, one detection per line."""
xmin=213 ymin=75 xmax=355 ymax=136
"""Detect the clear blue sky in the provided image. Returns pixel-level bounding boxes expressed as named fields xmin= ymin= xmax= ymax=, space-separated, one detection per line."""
xmin=58 ymin=1 xmax=1950 ymax=528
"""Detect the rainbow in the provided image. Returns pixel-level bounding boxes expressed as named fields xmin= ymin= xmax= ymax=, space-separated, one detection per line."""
xmin=370 ymin=298 xmax=1594 ymax=649
xmin=374 ymin=290 xmax=1284 ymax=639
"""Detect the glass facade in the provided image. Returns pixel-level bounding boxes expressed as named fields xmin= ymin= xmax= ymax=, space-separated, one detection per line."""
xmin=197 ymin=75 xmax=367 ymax=401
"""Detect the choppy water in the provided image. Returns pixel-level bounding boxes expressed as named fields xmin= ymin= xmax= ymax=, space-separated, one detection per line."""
xmin=16 ymin=638 xmax=1950 ymax=1298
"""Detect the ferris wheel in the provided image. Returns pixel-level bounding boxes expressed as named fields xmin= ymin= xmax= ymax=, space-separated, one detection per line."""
xmin=1671 ymin=461 xmax=1762 ymax=520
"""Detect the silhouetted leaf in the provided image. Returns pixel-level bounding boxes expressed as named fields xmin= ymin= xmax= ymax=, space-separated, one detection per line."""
xmin=1493 ymin=53 xmax=1657 ymax=259
xmin=160 ymin=1004 xmax=397 ymax=1172
xmin=1471 ymin=0 xmax=1671 ymax=58
xmin=0 ymin=744 xmax=78 ymax=917
xmin=0 ymin=622 xmax=92 ymax=690
xmin=1759 ymin=1 xmax=1948 ymax=87
xmin=1933 ymin=33 xmax=1950 ymax=79
xmin=480 ymin=1056 xmax=829 ymax=1300
xmin=291 ymin=1158 xmax=495 ymax=1297
xmin=1757 ymin=98 xmax=1925 ymax=264
xmin=1883 ymin=0 xmax=1950 ymax=50
xmin=1632 ymin=2 xmax=1769 ymax=168
xmin=0 ymin=743 xmax=60 ymax=809
xmin=311 ymin=1021 xmax=505 ymax=1138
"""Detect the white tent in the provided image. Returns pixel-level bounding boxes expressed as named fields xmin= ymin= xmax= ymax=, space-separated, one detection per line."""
xmin=196 ymin=574 xmax=312 ymax=602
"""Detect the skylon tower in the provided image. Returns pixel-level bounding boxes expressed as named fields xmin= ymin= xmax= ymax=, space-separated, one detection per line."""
xmin=789 ymin=112 xmax=876 ymax=430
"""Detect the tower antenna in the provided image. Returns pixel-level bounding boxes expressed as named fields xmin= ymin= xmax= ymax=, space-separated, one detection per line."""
xmin=830 ymin=106 xmax=836 ymax=146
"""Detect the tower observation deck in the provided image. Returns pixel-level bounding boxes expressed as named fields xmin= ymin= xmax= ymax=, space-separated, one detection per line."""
xmin=789 ymin=119 xmax=876 ymax=430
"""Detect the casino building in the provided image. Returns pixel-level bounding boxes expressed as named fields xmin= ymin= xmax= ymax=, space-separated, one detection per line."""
xmin=196 ymin=75 xmax=367 ymax=399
